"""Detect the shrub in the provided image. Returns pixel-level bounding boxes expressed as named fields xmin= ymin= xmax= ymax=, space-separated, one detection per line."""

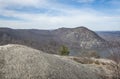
xmin=59 ymin=45 xmax=69 ymax=55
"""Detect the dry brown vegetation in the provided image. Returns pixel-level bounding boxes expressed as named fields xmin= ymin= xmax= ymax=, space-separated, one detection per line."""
xmin=108 ymin=47 xmax=120 ymax=79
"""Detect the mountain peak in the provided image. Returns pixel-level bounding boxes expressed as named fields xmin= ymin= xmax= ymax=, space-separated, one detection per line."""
xmin=75 ymin=26 xmax=88 ymax=29
xmin=54 ymin=26 xmax=106 ymax=49
xmin=73 ymin=26 xmax=91 ymax=32
xmin=56 ymin=26 xmax=91 ymax=33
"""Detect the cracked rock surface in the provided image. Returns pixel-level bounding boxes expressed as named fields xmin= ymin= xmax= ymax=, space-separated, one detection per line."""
xmin=0 ymin=44 xmax=111 ymax=79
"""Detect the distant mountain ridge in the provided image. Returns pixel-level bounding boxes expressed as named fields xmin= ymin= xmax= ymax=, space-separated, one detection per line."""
xmin=54 ymin=27 xmax=107 ymax=49
xmin=97 ymin=31 xmax=120 ymax=42
xmin=0 ymin=26 xmax=117 ymax=56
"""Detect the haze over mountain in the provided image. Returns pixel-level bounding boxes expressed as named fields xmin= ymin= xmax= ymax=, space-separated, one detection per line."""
xmin=0 ymin=26 xmax=119 ymax=57
xmin=97 ymin=31 xmax=120 ymax=42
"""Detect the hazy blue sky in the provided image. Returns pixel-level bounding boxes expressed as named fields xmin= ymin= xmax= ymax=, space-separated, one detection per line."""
xmin=0 ymin=0 xmax=120 ymax=31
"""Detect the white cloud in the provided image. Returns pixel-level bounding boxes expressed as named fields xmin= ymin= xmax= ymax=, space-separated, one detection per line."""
xmin=75 ymin=0 xmax=95 ymax=3
xmin=0 ymin=0 xmax=51 ymax=9
xmin=0 ymin=7 xmax=120 ymax=31
xmin=0 ymin=0 xmax=120 ymax=31
xmin=0 ymin=0 xmax=40 ymax=6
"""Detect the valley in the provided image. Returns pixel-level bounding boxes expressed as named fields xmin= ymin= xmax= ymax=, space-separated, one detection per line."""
xmin=0 ymin=27 xmax=120 ymax=79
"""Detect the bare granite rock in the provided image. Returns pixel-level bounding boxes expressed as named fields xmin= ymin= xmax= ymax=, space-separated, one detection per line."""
xmin=0 ymin=44 xmax=113 ymax=79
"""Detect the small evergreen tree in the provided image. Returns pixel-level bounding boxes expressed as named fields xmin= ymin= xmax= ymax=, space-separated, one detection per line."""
xmin=60 ymin=45 xmax=69 ymax=55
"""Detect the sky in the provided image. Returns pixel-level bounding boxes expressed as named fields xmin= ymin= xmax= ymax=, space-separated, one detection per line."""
xmin=0 ymin=0 xmax=120 ymax=31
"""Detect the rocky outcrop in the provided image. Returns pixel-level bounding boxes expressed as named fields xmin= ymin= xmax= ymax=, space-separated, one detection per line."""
xmin=0 ymin=44 xmax=114 ymax=79
xmin=54 ymin=27 xmax=107 ymax=49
